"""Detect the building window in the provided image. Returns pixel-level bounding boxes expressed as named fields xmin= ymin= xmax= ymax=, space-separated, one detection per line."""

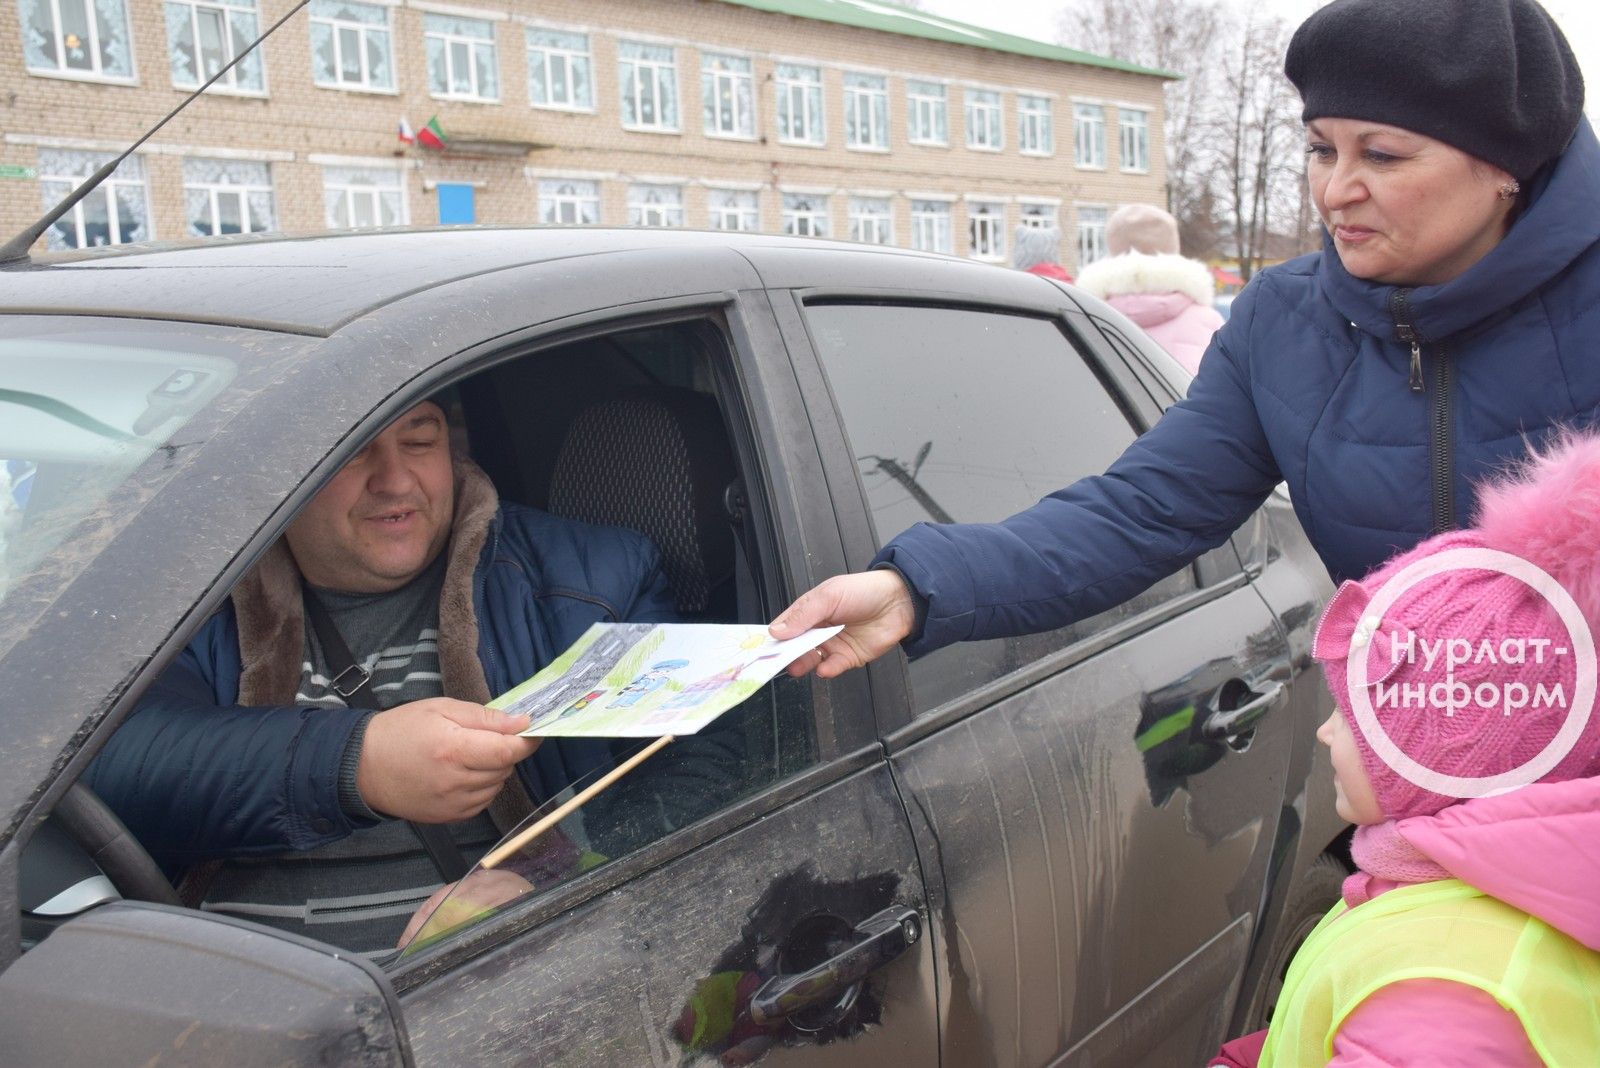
xmin=965 ymin=89 xmax=1002 ymax=151
xmin=165 ymin=0 xmax=264 ymax=92
xmin=1020 ymin=202 xmax=1058 ymax=230
xmin=844 ymin=72 xmax=888 ymax=151
xmin=323 ymin=165 xmax=405 ymax=228
xmin=906 ymin=79 xmax=947 ymax=145
xmin=701 ymin=52 xmax=753 ymax=138
xmin=1078 ymin=205 xmax=1109 ymax=266
xmin=618 ymin=40 xmax=678 ymax=132
xmin=627 ymin=183 xmax=683 ymax=226
xmin=1018 ymin=94 xmax=1053 ymax=155
xmin=707 ymin=188 xmax=758 ymax=231
xmin=776 ymin=64 xmax=824 ymax=146
xmin=1120 ymin=109 xmax=1150 ymax=172
xmin=527 ymin=28 xmax=590 ymax=110
xmin=424 ymin=13 xmax=497 ymax=102
xmin=781 ymin=193 xmax=829 ymax=237
xmin=911 ymin=200 xmax=952 ymax=254
xmin=968 ymin=200 xmax=1006 ymax=261
xmin=1074 ymin=103 xmax=1106 ymax=168
xmin=38 ymin=149 xmax=148 ymax=249
xmin=310 ymin=0 xmax=393 ymax=92
xmin=848 ymin=196 xmax=892 ymax=245
xmin=19 ymin=0 xmax=133 ymax=80
xmin=183 ymin=157 xmax=274 ymax=235
xmin=537 ymin=179 xmax=598 ymax=224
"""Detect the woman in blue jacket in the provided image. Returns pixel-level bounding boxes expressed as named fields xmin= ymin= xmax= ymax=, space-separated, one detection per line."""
xmin=772 ymin=0 xmax=1600 ymax=671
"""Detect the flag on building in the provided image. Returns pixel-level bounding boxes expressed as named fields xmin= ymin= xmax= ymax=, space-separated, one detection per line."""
xmin=417 ymin=116 xmax=448 ymax=150
xmin=398 ymin=117 xmax=415 ymax=145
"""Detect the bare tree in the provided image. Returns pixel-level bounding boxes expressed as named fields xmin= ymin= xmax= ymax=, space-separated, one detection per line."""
xmin=1218 ymin=13 xmax=1300 ymax=278
xmin=1060 ymin=0 xmax=1225 ymax=257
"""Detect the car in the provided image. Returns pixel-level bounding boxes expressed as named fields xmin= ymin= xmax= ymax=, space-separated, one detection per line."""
xmin=0 ymin=227 xmax=1346 ymax=1066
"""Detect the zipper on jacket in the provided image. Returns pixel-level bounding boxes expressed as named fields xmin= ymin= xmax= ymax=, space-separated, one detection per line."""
xmin=1389 ymin=288 xmax=1456 ymax=532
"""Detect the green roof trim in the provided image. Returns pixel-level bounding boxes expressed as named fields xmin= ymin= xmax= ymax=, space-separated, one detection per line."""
xmin=715 ymin=0 xmax=1179 ymax=80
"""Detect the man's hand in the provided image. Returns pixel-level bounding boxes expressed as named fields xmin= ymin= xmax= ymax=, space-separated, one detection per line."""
xmin=356 ymin=699 xmax=540 ymax=823
xmin=397 ymin=868 xmax=535 ymax=949
xmin=769 ymin=570 xmax=916 ymax=678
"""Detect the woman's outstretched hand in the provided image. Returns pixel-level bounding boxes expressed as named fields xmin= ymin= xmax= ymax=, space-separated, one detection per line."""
xmin=769 ymin=569 xmax=916 ymax=678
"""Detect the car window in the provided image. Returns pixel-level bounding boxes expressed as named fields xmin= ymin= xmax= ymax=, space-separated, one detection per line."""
xmin=83 ymin=316 xmax=826 ymax=965
xmin=806 ymin=301 xmax=1192 ymax=713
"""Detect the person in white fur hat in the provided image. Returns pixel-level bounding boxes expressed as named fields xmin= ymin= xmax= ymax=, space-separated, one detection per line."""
xmin=1076 ymin=203 xmax=1224 ymax=375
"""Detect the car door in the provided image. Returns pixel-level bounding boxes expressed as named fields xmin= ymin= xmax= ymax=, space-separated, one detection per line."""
xmin=367 ymin=287 xmax=940 ymax=1064
xmin=781 ymin=289 xmax=1295 ymax=1066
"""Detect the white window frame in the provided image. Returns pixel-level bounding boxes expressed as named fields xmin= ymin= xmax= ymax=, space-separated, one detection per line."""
xmin=618 ymin=40 xmax=679 ymax=133
xmin=848 ymin=196 xmax=892 ymax=245
xmin=911 ymin=199 xmax=952 ymax=254
xmin=964 ymin=89 xmax=1003 ymax=152
xmin=166 ymin=0 xmax=266 ymax=94
xmin=38 ymin=151 xmax=150 ymax=249
xmin=425 ymin=13 xmax=497 ymax=103
xmin=967 ymin=200 xmax=1006 ymax=262
xmin=1120 ymin=108 xmax=1150 ymax=173
xmin=323 ymin=166 xmax=407 ymax=229
xmin=1020 ymin=202 xmax=1058 ymax=230
xmin=844 ymin=72 xmax=888 ymax=152
xmin=1018 ymin=94 xmax=1053 ymax=156
xmin=20 ymin=0 xmax=135 ymax=81
xmin=701 ymin=52 xmax=754 ymax=139
xmin=627 ymin=183 xmax=683 ymax=226
xmin=1074 ymin=103 xmax=1106 ymax=169
xmin=184 ymin=159 xmax=274 ymax=236
xmin=906 ymin=79 xmax=947 ymax=146
xmin=526 ymin=27 xmax=591 ymax=111
xmin=309 ymin=0 xmax=394 ymax=93
xmin=537 ymin=178 xmax=599 ymax=224
xmin=781 ymin=193 xmax=830 ymax=238
xmin=776 ymin=64 xmax=824 ymax=146
xmin=707 ymin=188 xmax=758 ymax=231
xmin=1077 ymin=204 xmax=1109 ymax=267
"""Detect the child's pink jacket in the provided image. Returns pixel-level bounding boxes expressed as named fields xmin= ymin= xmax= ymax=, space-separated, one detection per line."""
xmin=1211 ymin=776 xmax=1600 ymax=1066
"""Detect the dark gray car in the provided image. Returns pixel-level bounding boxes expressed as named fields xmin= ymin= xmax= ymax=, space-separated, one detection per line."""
xmin=0 ymin=228 xmax=1348 ymax=1066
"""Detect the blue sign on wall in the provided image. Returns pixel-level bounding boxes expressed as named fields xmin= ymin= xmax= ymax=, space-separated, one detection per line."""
xmin=437 ymin=183 xmax=475 ymax=225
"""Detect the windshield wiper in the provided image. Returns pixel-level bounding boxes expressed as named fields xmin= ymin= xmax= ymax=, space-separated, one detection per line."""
xmin=0 ymin=0 xmax=311 ymax=265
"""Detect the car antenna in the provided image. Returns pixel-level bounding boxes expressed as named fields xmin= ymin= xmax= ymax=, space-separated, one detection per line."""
xmin=0 ymin=0 xmax=311 ymax=265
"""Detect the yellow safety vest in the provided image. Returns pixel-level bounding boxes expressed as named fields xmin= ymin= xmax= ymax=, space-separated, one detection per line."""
xmin=1259 ymin=878 xmax=1600 ymax=1067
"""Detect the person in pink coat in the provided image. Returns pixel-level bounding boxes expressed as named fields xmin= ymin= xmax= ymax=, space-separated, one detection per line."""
xmin=1212 ymin=432 xmax=1600 ymax=1067
xmin=1075 ymin=203 xmax=1223 ymax=375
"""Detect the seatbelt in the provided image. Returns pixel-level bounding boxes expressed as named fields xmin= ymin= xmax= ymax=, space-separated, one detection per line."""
xmin=302 ymin=590 xmax=471 ymax=884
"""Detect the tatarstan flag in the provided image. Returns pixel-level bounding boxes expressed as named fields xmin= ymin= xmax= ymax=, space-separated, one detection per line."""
xmin=418 ymin=116 xmax=448 ymax=150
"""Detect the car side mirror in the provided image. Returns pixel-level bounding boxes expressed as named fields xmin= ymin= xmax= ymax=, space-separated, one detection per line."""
xmin=0 ymin=901 xmax=413 ymax=1066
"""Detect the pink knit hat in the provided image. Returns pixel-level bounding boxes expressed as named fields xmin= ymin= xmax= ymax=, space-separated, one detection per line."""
xmin=1312 ymin=433 xmax=1600 ymax=820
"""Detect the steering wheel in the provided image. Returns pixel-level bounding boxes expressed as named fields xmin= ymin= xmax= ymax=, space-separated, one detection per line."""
xmin=53 ymin=782 xmax=181 ymax=906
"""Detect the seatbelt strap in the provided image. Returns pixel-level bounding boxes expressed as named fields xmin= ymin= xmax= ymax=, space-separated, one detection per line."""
xmin=302 ymin=590 xmax=471 ymax=883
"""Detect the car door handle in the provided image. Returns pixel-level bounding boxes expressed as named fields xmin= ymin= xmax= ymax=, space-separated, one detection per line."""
xmin=1200 ymin=680 xmax=1286 ymax=744
xmin=748 ymin=906 xmax=921 ymax=1025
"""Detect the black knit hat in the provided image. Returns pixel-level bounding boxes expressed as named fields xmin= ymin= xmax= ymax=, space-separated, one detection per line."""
xmin=1285 ymin=0 xmax=1584 ymax=180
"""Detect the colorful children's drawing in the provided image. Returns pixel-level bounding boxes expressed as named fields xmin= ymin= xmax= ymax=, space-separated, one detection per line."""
xmin=489 ymin=623 xmax=841 ymax=738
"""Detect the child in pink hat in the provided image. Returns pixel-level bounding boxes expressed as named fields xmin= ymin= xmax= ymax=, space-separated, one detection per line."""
xmin=1212 ymin=432 xmax=1600 ymax=1067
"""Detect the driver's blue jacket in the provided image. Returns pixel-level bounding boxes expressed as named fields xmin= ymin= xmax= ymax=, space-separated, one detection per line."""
xmin=880 ymin=121 xmax=1600 ymax=656
xmin=86 ymin=497 xmax=679 ymax=867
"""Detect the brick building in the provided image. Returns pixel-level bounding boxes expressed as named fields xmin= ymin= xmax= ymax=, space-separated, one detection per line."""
xmin=1 ymin=0 xmax=1171 ymax=270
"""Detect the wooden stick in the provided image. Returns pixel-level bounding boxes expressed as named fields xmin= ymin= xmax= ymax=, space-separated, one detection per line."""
xmin=480 ymin=735 xmax=674 ymax=870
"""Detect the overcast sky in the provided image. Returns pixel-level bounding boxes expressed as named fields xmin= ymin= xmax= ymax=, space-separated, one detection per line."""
xmin=918 ymin=0 xmax=1600 ymax=98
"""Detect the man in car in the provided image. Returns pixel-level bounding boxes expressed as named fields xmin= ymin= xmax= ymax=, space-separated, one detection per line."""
xmin=85 ymin=397 xmax=703 ymax=953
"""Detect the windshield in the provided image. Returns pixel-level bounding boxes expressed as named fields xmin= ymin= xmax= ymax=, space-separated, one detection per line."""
xmin=0 ymin=330 xmax=236 ymax=614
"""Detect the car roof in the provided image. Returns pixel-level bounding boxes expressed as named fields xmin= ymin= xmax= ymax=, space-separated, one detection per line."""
xmin=0 ymin=227 xmax=1011 ymax=337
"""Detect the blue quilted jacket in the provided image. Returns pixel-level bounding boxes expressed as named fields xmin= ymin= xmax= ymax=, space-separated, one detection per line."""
xmin=87 ymin=503 xmax=676 ymax=865
xmin=880 ymin=121 xmax=1600 ymax=656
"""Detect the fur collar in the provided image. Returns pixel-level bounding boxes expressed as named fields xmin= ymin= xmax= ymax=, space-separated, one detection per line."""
xmin=232 ymin=459 xmax=500 ymax=706
xmin=1076 ymin=252 xmax=1216 ymax=307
